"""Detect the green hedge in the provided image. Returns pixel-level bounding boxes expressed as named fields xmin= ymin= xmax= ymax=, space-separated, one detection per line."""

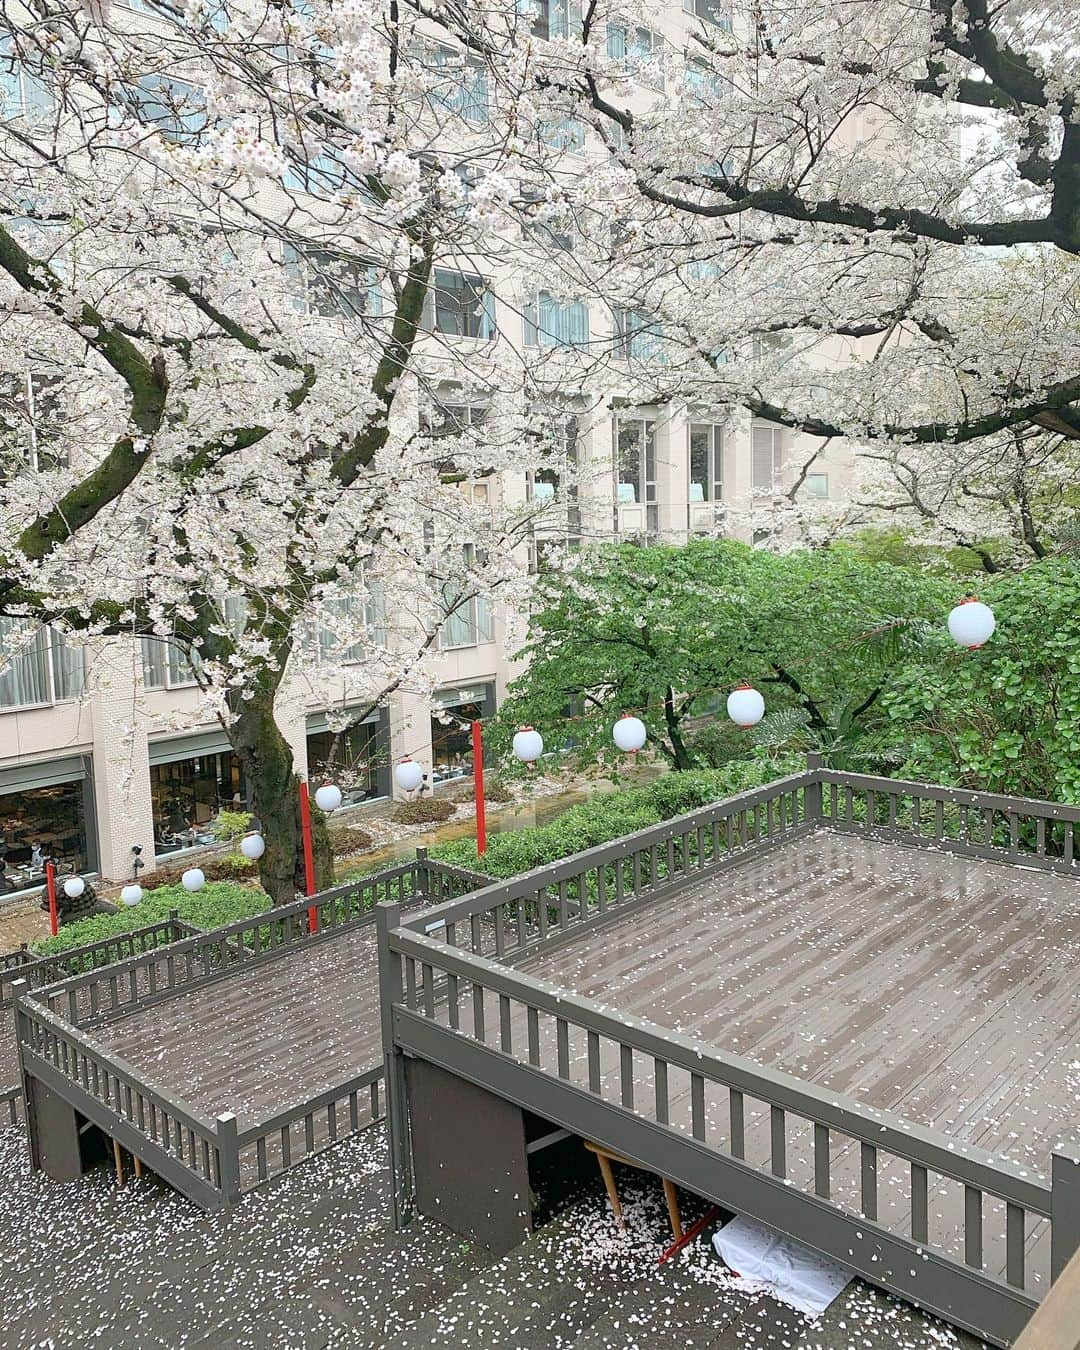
xmin=429 ymin=757 xmax=802 ymax=879
xmin=30 ymin=882 xmax=270 ymax=957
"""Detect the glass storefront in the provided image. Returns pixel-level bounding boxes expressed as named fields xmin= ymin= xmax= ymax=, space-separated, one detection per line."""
xmin=306 ymin=712 xmax=387 ymax=805
xmin=150 ymin=749 xmax=244 ymax=855
xmin=0 ymin=762 xmax=94 ymax=895
xmin=430 ymin=683 xmax=495 ymax=785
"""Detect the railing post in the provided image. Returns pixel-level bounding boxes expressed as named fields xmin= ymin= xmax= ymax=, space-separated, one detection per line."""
xmin=415 ymin=848 xmax=429 ymax=901
xmin=11 ymin=980 xmax=39 ymax=1169
xmin=1051 ymin=1135 xmax=1080 ymax=1280
xmin=216 ymin=1112 xmax=242 ymax=1206
xmin=375 ymin=900 xmax=413 ymax=1230
xmin=805 ymin=753 xmax=823 ymax=823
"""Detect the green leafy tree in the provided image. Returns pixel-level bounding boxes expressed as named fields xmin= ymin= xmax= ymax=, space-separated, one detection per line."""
xmin=495 ymin=540 xmax=950 ymax=772
xmin=883 ymin=558 xmax=1080 ymax=802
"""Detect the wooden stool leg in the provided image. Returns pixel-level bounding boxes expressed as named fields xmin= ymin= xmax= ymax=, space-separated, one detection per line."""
xmin=113 ymin=1137 xmax=124 ymax=1187
xmin=596 ymin=1152 xmax=624 ymax=1228
xmin=662 ymin=1178 xmax=683 ymax=1242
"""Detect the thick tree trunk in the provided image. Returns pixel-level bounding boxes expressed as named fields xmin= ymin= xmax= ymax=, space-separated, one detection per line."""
xmin=227 ymin=689 xmax=335 ymax=907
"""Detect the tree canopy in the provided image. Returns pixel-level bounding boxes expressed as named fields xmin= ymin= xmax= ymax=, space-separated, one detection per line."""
xmin=495 ymin=539 xmax=951 ymax=772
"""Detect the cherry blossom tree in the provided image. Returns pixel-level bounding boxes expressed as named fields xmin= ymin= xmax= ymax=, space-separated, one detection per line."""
xmin=0 ymin=0 xmax=564 ymax=901
xmin=440 ymin=0 xmax=1080 ymax=542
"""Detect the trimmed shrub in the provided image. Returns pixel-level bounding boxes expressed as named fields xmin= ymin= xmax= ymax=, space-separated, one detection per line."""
xmin=392 ymin=798 xmax=457 ymax=825
xmin=30 ymin=881 xmax=270 ymax=957
xmin=209 ymin=810 xmax=252 ymax=842
xmin=149 ymin=853 xmax=255 ymax=888
xmin=327 ymin=824 xmax=375 ymax=857
xmin=430 ymin=757 xmax=801 ymax=879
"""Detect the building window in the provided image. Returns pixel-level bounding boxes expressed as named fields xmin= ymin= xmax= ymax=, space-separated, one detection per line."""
xmin=804 ymin=472 xmax=829 ymax=499
xmin=430 ymin=684 xmax=495 ymax=783
xmin=684 ymin=58 xmax=720 ymax=104
xmin=752 ymin=420 xmax=785 ymax=493
xmin=689 ymin=423 xmax=723 ymax=502
xmin=0 ymin=777 xmax=91 ymax=892
xmin=306 ymin=715 xmax=385 ymax=805
xmin=523 ymin=293 xmax=589 ymax=348
xmin=128 ymin=74 xmax=207 ymax=144
xmin=150 ymin=751 xmax=243 ymax=854
xmin=0 ymin=35 xmax=51 ymax=120
xmin=141 ymin=638 xmax=199 ymax=690
xmin=0 ymin=371 xmax=67 ymax=479
xmin=614 ymin=307 xmax=666 ymax=362
xmin=0 ymin=621 xmax=84 ymax=711
xmin=283 ymin=244 xmax=381 ymax=318
xmin=683 ymin=0 xmax=732 ymax=29
xmin=523 ymin=0 xmax=579 ymax=39
xmin=427 ymin=270 xmax=496 ymax=339
xmin=538 ymin=117 xmax=586 ymax=152
xmin=315 ymin=584 xmax=387 ymax=663
xmin=425 ymin=45 xmax=489 ymax=123
xmin=283 ymin=144 xmax=353 ymax=196
xmin=422 ymin=401 xmax=486 ymax=475
xmin=606 ymin=22 xmax=664 ymax=88
xmin=439 ymin=546 xmax=494 ymax=650
xmin=614 ymin=416 xmax=657 ymax=536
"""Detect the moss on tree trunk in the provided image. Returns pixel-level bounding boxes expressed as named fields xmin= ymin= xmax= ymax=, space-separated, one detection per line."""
xmin=228 ymin=690 xmax=335 ymax=906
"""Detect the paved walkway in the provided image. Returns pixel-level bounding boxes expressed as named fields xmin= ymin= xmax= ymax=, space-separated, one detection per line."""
xmin=0 ymin=1119 xmax=987 ymax=1349
xmin=0 ymin=895 xmax=49 ymax=950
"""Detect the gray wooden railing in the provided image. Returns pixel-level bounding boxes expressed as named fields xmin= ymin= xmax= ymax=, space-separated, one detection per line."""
xmin=11 ymin=853 xmax=487 ymax=1203
xmin=379 ymin=766 xmax=1080 ymax=1347
xmin=816 ymin=765 xmax=1080 ymax=876
xmin=2 ymin=914 xmax=199 ymax=1010
xmin=400 ymin=771 xmax=816 ymax=959
xmin=28 ymin=862 xmax=437 ymax=1030
xmin=13 ymin=986 xmax=236 ymax=1208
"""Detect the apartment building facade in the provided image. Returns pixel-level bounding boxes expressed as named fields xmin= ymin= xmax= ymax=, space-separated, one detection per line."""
xmin=0 ymin=0 xmax=859 ymax=894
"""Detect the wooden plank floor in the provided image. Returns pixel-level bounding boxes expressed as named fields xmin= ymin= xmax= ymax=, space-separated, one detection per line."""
xmin=523 ymin=832 xmax=1080 ymax=1175
xmin=507 ymin=832 xmax=1079 ymax=1292
xmin=95 ymin=924 xmax=384 ymax=1127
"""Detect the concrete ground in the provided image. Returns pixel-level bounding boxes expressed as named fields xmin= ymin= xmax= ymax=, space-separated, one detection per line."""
xmin=0 ymin=1120 xmax=988 ymax=1350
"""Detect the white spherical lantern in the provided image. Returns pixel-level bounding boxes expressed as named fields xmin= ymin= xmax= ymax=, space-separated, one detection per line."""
xmin=612 ymin=714 xmax=647 ymax=754
xmin=314 ymin=783 xmax=342 ymax=813
xmin=240 ymin=831 xmax=265 ymax=861
xmin=394 ymin=758 xmax=425 ymax=793
xmin=727 ymin=683 xmax=765 ymax=729
xmin=512 ymin=725 xmax=544 ymax=765
xmin=120 ymin=884 xmax=143 ymax=907
xmin=62 ymin=876 xmax=85 ymax=899
xmin=181 ymin=867 xmax=205 ymax=892
xmin=947 ymin=598 xmax=996 ymax=649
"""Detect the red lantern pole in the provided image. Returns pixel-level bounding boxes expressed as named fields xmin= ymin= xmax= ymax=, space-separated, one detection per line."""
xmin=472 ymin=719 xmax=487 ymax=856
xmin=45 ymin=860 xmax=58 ymax=938
xmin=298 ymin=781 xmax=317 ymax=933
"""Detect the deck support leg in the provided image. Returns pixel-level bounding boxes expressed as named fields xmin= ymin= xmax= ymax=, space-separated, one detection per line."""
xmin=596 ymin=1151 xmax=624 ymax=1228
xmin=113 ymin=1137 xmax=124 ymax=1187
xmin=662 ymin=1179 xmax=684 ymax=1242
xmin=376 ymin=901 xmax=414 ymax=1230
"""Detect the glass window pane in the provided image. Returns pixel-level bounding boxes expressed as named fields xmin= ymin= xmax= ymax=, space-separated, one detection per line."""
xmin=0 ymin=621 xmax=49 ymax=709
xmin=689 ymin=426 xmax=709 ymax=502
xmin=141 ymin=638 xmax=167 ymax=690
xmin=616 ymin=419 xmax=642 ymax=502
xmin=49 ymin=631 xmax=84 ymax=701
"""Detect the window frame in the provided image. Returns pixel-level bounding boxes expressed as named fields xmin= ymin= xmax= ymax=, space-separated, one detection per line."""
xmin=428 ymin=270 xmax=496 ymax=340
xmin=688 ymin=422 xmax=724 ymax=503
xmin=0 ymin=622 xmax=85 ymax=713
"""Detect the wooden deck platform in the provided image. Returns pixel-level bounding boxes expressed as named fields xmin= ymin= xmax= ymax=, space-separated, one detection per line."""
xmin=88 ymin=831 xmax=1078 ymax=1177
xmin=96 ymin=924 xmax=384 ymax=1127
xmin=522 ymin=831 xmax=1080 ymax=1176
